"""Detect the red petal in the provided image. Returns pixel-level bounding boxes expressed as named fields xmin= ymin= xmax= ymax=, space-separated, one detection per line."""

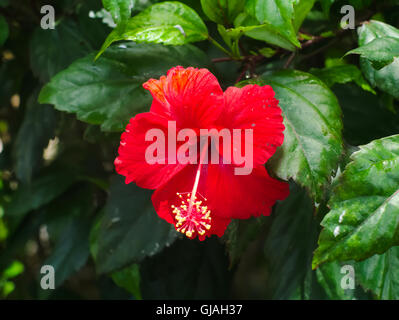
xmin=114 ymin=112 xmax=186 ymax=189
xmin=203 ymin=164 xmax=290 ymax=220
xmin=218 ymin=84 xmax=285 ymax=167
xmin=143 ymin=66 xmax=224 ymax=129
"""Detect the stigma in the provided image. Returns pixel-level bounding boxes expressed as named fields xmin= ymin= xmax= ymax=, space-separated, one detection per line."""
xmin=171 ymin=192 xmax=211 ymax=239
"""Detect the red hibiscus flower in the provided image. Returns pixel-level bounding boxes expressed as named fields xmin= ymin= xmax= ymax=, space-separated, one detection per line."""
xmin=114 ymin=66 xmax=289 ymax=240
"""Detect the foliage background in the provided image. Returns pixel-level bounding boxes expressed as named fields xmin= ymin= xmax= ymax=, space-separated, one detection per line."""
xmin=0 ymin=0 xmax=398 ymax=299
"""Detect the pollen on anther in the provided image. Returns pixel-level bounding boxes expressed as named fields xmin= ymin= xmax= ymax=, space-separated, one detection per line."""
xmin=171 ymin=192 xmax=212 ymax=239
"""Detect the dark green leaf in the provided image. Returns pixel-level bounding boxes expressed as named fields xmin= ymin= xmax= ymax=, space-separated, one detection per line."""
xmin=200 ymin=0 xmax=244 ymax=25
xmin=0 ymin=15 xmax=8 ymax=47
xmin=97 ymin=1 xmax=208 ymax=58
xmin=95 ymin=176 xmax=178 ymax=274
xmin=39 ymin=43 xmax=210 ymax=132
xmin=293 ymin=0 xmax=316 ymax=32
xmin=310 ymin=65 xmax=376 ymax=94
xmin=252 ymin=70 xmax=344 ymax=201
xmin=224 ymin=216 xmax=269 ymax=267
xmin=357 ymin=20 xmax=399 ymax=99
xmin=30 ymin=19 xmax=93 ymax=83
xmin=140 ymin=238 xmax=231 ymax=299
xmin=313 ymin=135 xmax=399 ymax=268
xmin=13 ymin=92 xmax=56 ymax=183
xmin=4 ymin=167 xmax=77 ymax=233
xmin=264 ymin=183 xmax=319 ymax=299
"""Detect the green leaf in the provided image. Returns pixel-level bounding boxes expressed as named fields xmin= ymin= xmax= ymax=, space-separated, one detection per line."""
xmin=252 ymin=70 xmax=344 ymax=201
xmin=346 ymin=37 xmax=399 ymax=70
xmin=234 ymin=13 xmax=297 ymax=51
xmin=357 ymin=246 xmax=399 ymax=299
xmin=264 ymin=183 xmax=320 ymax=299
xmin=310 ymin=65 xmax=376 ymax=94
xmin=0 ymin=15 xmax=8 ymax=47
xmin=224 ymin=216 xmax=269 ymax=267
xmin=97 ymin=1 xmax=208 ymax=59
xmin=200 ymin=0 xmax=245 ymax=25
xmin=39 ymin=43 xmax=209 ymax=132
xmin=316 ymin=261 xmax=355 ymax=300
xmin=140 ymin=238 xmax=231 ymax=299
xmin=102 ymin=0 xmax=133 ymax=26
xmin=30 ymin=19 xmax=93 ymax=83
xmin=244 ymin=0 xmax=300 ymax=49
xmin=2 ymin=261 xmax=24 ymax=280
xmin=111 ymin=264 xmax=141 ymax=299
xmin=95 ymin=176 xmax=178 ymax=274
xmin=44 ymin=217 xmax=90 ymax=288
xmin=4 ymin=167 xmax=77 ymax=233
xmin=13 ymin=92 xmax=56 ymax=184
xmin=357 ymin=20 xmax=399 ymax=99
xmin=313 ymin=135 xmax=399 ymax=269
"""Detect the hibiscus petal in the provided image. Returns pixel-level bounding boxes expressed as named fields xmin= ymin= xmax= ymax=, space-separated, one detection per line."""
xmin=143 ymin=66 xmax=224 ymax=129
xmin=218 ymin=84 xmax=285 ymax=167
xmin=203 ymin=164 xmax=290 ymax=220
xmin=115 ymin=112 xmax=187 ymax=189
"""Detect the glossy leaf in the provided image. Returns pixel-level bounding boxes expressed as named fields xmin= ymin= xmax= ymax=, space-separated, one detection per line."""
xmin=313 ymin=135 xmax=399 ymax=269
xmin=97 ymin=1 xmax=208 ymax=58
xmin=244 ymin=0 xmax=300 ymax=49
xmin=253 ymin=70 xmax=344 ymax=201
xmin=357 ymin=246 xmax=399 ymax=300
xmin=39 ymin=43 xmax=209 ymax=132
xmin=346 ymin=37 xmax=399 ymax=70
xmin=357 ymin=20 xmax=399 ymax=99
xmin=102 ymin=0 xmax=133 ymax=25
xmin=95 ymin=176 xmax=178 ymax=274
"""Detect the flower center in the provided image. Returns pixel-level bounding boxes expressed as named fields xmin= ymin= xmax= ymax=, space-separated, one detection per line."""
xmin=171 ymin=192 xmax=211 ymax=238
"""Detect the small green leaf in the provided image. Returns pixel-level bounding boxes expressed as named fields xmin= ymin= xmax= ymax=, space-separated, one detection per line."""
xmin=346 ymin=37 xmax=399 ymax=70
xmin=313 ymin=135 xmax=399 ymax=269
xmin=200 ymin=0 xmax=244 ymax=25
xmin=97 ymin=1 xmax=208 ymax=59
xmin=39 ymin=43 xmax=210 ymax=132
xmin=95 ymin=176 xmax=178 ymax=274
xmin=244 ymin=0 xmax=301 ymax=49
xmin=111 ymin=264 xmax=141 ymax=299
xmin=249 ymin=70 xmax=344 ymax=201
xmin=357 ymin=20 xmax=399 ymax=99
xmin=234 ymin=12 xmax=298 ymax=51
xmin=310 ymin=65 xmax=376 ymax=94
